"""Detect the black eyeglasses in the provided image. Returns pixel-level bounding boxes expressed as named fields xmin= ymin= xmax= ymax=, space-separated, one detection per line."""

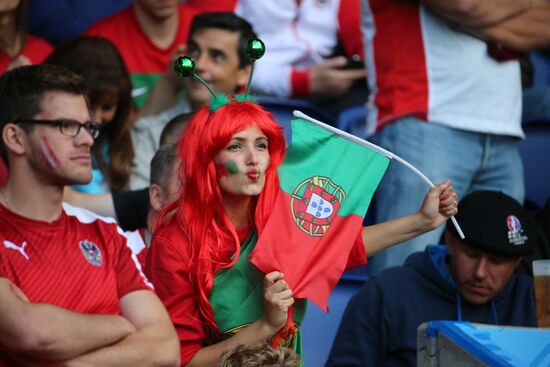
xmin=16 ymin=119 xmax=101 ymax=139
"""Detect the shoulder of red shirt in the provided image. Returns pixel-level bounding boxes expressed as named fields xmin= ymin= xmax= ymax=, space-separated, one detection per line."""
xmin=84 ymin=6 xmax=133 ymax=36
xmin=23 ymin=35 xmax=54 ymax=63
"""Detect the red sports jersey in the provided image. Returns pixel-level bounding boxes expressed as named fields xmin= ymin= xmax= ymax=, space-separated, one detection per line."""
xmin=0 ymin=35 xmax=53 ymax=74
xmin=128 ymin=227 xmax=149 ymax=270
xmin=147 ymin=217 xmax=365 ymax=365
xmin=147 ymin=222 xmax=256 ymax=364
xmin=0 ymin=203 xmax=152 ymax=365
xmin=85 ymin=4 xmax=198 ymax=109
xmin=0 ymin=203 xmax=152 ymax=313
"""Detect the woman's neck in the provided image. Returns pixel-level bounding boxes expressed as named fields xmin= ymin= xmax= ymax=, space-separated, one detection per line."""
xmin=222 ymin=193 xmax=253 ymax=229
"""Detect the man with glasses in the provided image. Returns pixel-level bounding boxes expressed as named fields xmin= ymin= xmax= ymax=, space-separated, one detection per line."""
xmin=0 ymin=64 xmax=179 ymax=366
xmin=15 ymin=119 xmax=101 ymax=139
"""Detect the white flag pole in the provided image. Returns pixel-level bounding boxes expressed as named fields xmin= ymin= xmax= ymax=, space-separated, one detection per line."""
xmin=293 ymin=110 xmax=465 ymax=239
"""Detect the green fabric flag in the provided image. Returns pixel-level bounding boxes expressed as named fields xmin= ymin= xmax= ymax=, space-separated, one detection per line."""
xmin=210 ymin=230 xmax=306 ymax=354
xmin=251 ymin=115 xmax=390 ymax=310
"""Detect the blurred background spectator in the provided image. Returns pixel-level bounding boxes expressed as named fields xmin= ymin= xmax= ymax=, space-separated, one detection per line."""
xmin=1 ymin=0 xmax=52 ymax=74
xmin=234 ymin=1 xmax=367 ymax=118
xmin=44 ymin=36 xmax=134 ymax=194
xmin=361 ymin=0 xmax=550 ymax=274
xmin=85 ymin=0 xmax=198 ymax=109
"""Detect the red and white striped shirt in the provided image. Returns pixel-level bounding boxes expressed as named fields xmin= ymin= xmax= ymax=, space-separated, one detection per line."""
xmin=234 ymin=0 xmax=363 ymax=97
xmin=361 ymin=0 xmax=523 ymax=138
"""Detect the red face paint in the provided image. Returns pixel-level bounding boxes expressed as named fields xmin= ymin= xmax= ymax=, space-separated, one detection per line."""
xmin=39 ymin=137 xmax=60 ymax=171
xmin=215 ymin=161 xmax=240 ymax=178
xmin=215 ymin=163 xmax=228 ymax=178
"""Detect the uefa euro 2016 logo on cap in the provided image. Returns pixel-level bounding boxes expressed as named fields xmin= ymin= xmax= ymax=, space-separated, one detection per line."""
xmin=507 ymin=215 xmax=528 ymax=246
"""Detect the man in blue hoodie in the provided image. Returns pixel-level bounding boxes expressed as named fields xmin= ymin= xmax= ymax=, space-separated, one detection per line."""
xmin=327 ymin=190 xmax=538 ymax=367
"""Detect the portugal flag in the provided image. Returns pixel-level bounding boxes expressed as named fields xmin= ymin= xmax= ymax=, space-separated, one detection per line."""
xmin=251 ymin=112 xmax=390 ymax=311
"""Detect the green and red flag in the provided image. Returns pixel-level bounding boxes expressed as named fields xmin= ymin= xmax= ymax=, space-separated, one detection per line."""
xmin=251 ymin=112 xmax=390 ymax=311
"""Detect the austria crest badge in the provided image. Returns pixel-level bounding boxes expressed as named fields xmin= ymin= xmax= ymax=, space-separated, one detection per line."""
xmin=79 ymin=240 xmax=103 ymax=266
xmin=290 ymin=176 xmax=345 ymax=237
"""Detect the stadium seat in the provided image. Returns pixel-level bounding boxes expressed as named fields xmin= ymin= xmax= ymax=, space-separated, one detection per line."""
xmin=301 ymin=278 xmax=366 ymax=367
xmin=518 ymin=119 xmax=550 ymax=209
xmin=335 ymin=105 xmax=368 ymax=136
xmin=530 ymin=51 xmax=550 ymax=88
xmin=523 ymin=52 xmax=550 ymax=124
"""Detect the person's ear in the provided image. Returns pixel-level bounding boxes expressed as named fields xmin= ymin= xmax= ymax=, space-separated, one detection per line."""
xmin=2 ymin=123 xmax=28 ymax=158
xmin=444 ymin=229 xmax=461 ymax=258
xmin=236 ymin=64 xmax=252 ymax=89
xmin=149 ymin=184 xmax=164 ymax=211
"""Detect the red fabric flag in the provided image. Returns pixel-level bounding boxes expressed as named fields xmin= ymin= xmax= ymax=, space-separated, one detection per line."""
xmin=251 ymin=115 xmax=390 ymax=311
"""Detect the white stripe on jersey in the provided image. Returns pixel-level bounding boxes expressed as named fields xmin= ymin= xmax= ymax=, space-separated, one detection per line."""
xmin=62 ymin=203 xmax=153 ymax=289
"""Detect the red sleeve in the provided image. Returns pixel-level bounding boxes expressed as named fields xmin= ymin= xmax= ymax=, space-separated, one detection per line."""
xmin=337 ymin=0 xmax=364 ymax=60
xmin=113 ymin=228 xmax=153 ymax=297
xmin=345 ymin=228 xmax=367 ymax=270
xmin=22 ymin=36 xmax=53 ymax=64
xmin=146 ymin=229 xmax=205 ymax=365
xmin=291 ymin=69 xmax=311 ymax=96
xmin=0 ymin=36 xmax=53 ymax=74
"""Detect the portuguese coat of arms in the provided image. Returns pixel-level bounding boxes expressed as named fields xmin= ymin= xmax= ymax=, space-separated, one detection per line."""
xmin=290 ymin=176 xmax=346 ymax=237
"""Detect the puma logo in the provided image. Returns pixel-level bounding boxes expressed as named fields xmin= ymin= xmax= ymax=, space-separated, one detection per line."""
xmin=3 ymin=240 xmax=29 ymax=260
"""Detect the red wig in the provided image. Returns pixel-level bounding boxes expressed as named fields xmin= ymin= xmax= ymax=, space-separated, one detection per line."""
xmin=174 ymin=101 xmax=286 ymax=334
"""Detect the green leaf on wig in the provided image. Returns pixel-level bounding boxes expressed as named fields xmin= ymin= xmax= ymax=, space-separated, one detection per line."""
xmin=234 ymin=94 xmax=258 ymax=103
xmin=209 ymin=93 xmax=231 ymax=112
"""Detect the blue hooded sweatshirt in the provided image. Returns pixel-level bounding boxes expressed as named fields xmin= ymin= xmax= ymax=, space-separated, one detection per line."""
xmin=326 ymin=245 xmax=536 ymax=367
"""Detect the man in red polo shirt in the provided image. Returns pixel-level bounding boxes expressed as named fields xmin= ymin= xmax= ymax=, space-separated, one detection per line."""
xmin=0 ymin=64 xmax=179 ymax=366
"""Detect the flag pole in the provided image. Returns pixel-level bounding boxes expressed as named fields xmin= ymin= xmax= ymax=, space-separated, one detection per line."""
xmin=293 ymin=110 xmax=465 ymax=239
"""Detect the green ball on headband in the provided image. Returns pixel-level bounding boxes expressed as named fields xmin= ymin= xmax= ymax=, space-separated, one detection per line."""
xmin=173 ymin=56 xmax=195 ymax=78
xmin=244 ymin=39 xmax=266 ymax=61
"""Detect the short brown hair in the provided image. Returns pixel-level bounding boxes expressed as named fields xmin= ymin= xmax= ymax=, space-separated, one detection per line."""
xmin=215 ymin=343 xmax=301 ymax=367
xmin=0 ymin=64 xmax=88 ymax=165
xmin=150 ymin=143 xmax=177 ymax=188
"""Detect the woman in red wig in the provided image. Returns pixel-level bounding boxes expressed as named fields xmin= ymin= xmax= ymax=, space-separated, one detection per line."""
xmin=146 ymin=100 xmax=457 ymax=366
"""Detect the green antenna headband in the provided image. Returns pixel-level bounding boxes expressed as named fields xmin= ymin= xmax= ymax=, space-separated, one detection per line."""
xmin=173 ymin=38 xmax=266 ymax=112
